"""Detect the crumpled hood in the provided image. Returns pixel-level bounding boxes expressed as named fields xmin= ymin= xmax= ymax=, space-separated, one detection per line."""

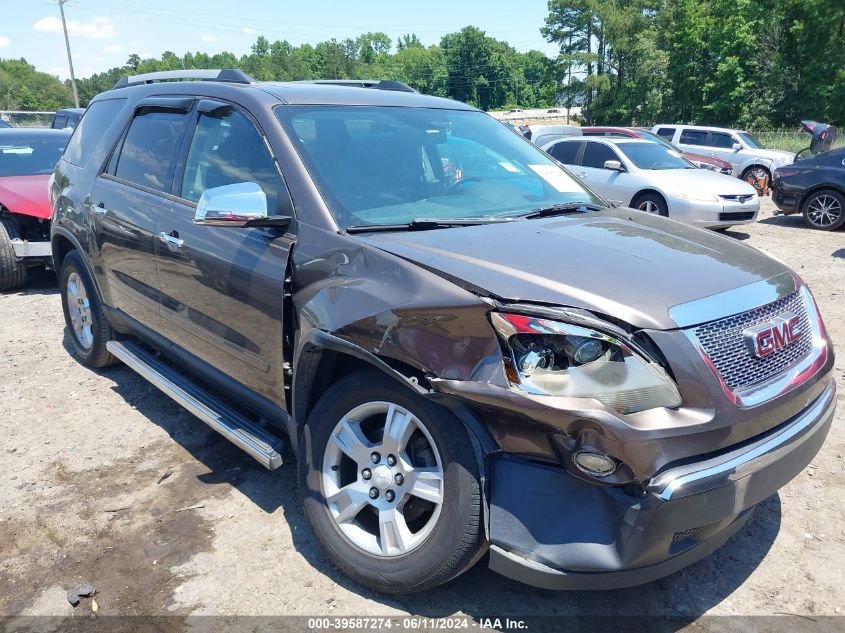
xmin=0 ymin=175 xmax=52 ymax=220
xmin=358 ymin=209 xmax=790 ymax=330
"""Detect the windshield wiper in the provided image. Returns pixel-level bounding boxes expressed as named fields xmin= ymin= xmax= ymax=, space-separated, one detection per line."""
xmin=346 ymin=217 xmax=523 ymax=233
xmin=521 ymin=202 xmax=607 ymax=219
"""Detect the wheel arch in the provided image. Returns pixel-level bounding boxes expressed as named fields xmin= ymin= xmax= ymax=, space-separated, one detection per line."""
xmin=799 ymin=184 xmax=845 ymax=212
xmin=630 ymin=188 xmax=668 ymax=209
xmin=291 ymin=329 xmax=498 ymax=460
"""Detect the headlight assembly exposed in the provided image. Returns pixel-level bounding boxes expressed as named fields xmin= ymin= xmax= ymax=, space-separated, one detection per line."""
xmin=490 ymin=312 xmax=682 ymax=414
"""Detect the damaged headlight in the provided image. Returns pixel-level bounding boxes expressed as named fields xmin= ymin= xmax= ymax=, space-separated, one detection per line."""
xmin=490 ymin=312 xmax=681 ymax=414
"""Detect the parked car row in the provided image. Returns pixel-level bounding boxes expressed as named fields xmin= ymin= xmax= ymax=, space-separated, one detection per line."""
xmin=514 ymin=120 xmax=843 ymax=232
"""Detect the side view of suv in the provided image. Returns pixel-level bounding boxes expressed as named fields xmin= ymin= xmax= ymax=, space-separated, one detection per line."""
xmin=653 ymin=124 xmax=795 ymax=194
xmin=51 ymin=70 xmax=835 ymax=594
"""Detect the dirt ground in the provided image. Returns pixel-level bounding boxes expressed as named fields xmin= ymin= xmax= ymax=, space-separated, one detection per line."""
xmin=1 ymin=198 xmax=843 ymax=629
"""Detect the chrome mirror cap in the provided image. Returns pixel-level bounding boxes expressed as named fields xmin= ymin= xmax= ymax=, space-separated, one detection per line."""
xmin=194 ymin=182 xmax=268 ymax=227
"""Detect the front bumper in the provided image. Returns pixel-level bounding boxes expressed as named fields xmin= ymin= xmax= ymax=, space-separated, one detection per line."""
xmin=671 ymin=198 xmax=760 ymax=228
xmin=487 ymin=378 xmax=836 ymax=590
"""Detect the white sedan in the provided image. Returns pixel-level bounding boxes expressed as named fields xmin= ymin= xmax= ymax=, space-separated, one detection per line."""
xmin=542 ymin=137 xmax=760 ymax=229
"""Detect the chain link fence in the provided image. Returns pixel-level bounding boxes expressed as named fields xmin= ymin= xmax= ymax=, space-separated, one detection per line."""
xmin=0 ymin=111 xmax=55 ymax=128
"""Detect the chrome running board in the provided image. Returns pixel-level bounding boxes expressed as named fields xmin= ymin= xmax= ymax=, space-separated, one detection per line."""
xmin=107 ymin=341 xmax=284 ymax=470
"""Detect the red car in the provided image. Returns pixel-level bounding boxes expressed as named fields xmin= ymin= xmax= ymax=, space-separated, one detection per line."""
xmin=582 ymin=126 xmax=734 ymax=175
xmin=0 ymin=128 xmax=71 ymax=290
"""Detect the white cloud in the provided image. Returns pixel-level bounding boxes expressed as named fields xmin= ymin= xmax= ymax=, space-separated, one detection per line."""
xmin=0 ymin=36 xmax=10 ymax=48
xmin=33 ymin=15 xmax=117 ymax=39
xmin=201 ymin=34 xmax=215 ymax=43
xmin=243 ymin=27 xmax=257 ymax=34
xmin=104 ymin=44 xmax=122 ymax=53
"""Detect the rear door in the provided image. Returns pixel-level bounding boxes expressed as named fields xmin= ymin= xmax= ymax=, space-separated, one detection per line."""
xmin=156 ymin=100 xmax=294 ymax=408
xmin=89 ymin=98 xmax=192 ymax=331
xmin=577 ymin=141 xmax=629 ymax=206
xmin=675 ymin=128 xmax=710 ymax=156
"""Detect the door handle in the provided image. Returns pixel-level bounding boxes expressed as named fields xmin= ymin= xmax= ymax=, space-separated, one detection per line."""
xmin=158 ymin=231 xmax=184 ymax=249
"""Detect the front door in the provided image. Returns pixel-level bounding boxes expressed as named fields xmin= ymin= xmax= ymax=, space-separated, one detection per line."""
xmin=577 ymin=141 xmax=629 ymax=206
xmin=156 ymin=102 xmax=294 ymax=407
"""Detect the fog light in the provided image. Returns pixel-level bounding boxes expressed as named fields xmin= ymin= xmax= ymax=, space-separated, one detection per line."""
xmin=573 ymin=451 xmax=616 ymax=477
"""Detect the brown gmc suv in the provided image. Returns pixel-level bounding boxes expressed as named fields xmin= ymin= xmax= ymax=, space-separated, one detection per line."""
xmin=50 ymin=70 xmax=836 ymax=593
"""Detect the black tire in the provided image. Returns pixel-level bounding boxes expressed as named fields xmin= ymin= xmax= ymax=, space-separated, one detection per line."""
xmin=59 ymin=250 xmax=119 ymax=368
xmin=632 ymin=192 xmax=668 ymax=217
xmin=802 ymin=189 xmax=845 ymax=231
xmin=0 ymin=215 xmax=27 ymax=292
xmin=299 ymin=370 xmax=486 ymax=594
xmin=741 ymin=165 xmax=771 ymax=195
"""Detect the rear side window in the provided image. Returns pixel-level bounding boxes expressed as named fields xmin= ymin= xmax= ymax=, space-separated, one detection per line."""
xmin=679 ymin=129 xmax=707 ymax=145
xmin=548 ymin=141 xmax=580 ymax=165
xmin=52 ymin=115 xmax=67 ymax=129
xmin=655 ymin=127 xmax=675 ymax=139
xmin=708 ymin=132 xmax=734 ymax=148
xmin=581 ymin=142 xmax=620 ymax=168
xmin=114 ymin=110 xmax=188 ymax=191
xmin=180 ymin=107 xmax=286 ymax=212
xmin=63 ymin=98 xmax=126 ymax=166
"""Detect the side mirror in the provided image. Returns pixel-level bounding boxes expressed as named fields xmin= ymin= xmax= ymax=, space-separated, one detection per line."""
xmin=732 ymin=143 xmax=742 ymax=151
xmin=604 ymin=160 xmax=624 ymax=171
xmin=194 ymin=182 xmax=268 ymax=227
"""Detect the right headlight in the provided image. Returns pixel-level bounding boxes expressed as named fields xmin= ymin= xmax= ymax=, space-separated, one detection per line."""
xmin=490 ymin=312 xmax=682 ymax=415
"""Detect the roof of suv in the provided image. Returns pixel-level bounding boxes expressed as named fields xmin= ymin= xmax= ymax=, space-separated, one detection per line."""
xmin=655 ymin=124 xmax=748 ymax=134
xmin=95 ymin=71 xmax=474 ymax=111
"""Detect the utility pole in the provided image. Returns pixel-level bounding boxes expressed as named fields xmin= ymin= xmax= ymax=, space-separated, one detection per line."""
xmin=58 ymin=0 xmax=80 ymax=108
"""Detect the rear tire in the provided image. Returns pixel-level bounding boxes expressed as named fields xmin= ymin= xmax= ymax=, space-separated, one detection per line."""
xmin=0 ymin=216 xmax=27 ymax=292
xmin=299 ymin=370 xmax=486 ymax=594
xmin=802 ymin=189 xmax=845 ymax=231
xmin=59 ymin=250 xmax=119 ymax=368
xmin=633 ymin=193 xmax=668 ymax=217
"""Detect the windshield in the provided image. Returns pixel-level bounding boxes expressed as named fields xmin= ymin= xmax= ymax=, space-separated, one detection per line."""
xmin=0 ymin=137 xmax=68 ymax=176
xmin=275 ymin=106 xmax=602 ymax=229
xmin=617 ymin=142 xmax=695 ymax=170
xmin=737 ymin=132 xmax=762 ymax=149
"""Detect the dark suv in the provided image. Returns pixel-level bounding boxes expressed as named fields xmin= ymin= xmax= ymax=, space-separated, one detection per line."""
xmin=51 ymin=70 xmax=836 ymax=594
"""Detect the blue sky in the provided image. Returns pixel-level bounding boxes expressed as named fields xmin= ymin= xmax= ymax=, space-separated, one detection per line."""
xmin=0 ymin=0 xmax=558 ymax=79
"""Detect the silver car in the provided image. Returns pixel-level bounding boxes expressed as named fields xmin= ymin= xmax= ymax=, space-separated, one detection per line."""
xmin=543 ymin=137 xmax=760 ymax=229
xmin=652 ymin=124 xmax=795 ymax=190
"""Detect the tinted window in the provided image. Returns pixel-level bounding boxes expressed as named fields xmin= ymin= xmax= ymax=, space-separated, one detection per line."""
xmin=181 ymin=108 xmax=285 ymax=212
xmin=549 ymin=141 xmax=580 ymax=164
xmin=114 ymin=110 xmax=188 ymax=191
xmin=52 ymin=115 xmax=67 ymax=129
xmin=656 ymin=127 xmax=676 ymax=139
xmin=708 ymin=132 xmax=734 ymax=148
xmin=63 ymin=98 xmax=125 ymax=166
xmin=679 ymin=129 xmax=707 ymax=145
xmin=581 ymin=142 xmax=620 ymax=168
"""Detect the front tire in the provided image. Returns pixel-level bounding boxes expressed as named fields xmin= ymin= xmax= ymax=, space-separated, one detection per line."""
xmin=0 ymin=216 xmax=27 ymax=292
xmin=802 ymin=189 xmax=845 ymax=231
xmin=299 ymin=370 xmax=486 ymax=593
xmin=633 ymin=193 xmax=668 ymax=217
xmin=59 ymin=250 xmax=119 ymax=368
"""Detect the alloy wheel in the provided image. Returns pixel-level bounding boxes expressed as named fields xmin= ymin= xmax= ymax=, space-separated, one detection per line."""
xmin=639 ymin=200 xmax=659 ymax=214
xmin=66 ymin=271 xmax=94 ymax=349
xmin=321 ymin=401 xmax=444 ymax=557
xmin=806 ymin=194 xmax=842 ymax=228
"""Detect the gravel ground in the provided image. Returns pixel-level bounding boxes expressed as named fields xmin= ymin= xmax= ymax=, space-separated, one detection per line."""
xmin=1 ymin=198 xmax=843 ymax=628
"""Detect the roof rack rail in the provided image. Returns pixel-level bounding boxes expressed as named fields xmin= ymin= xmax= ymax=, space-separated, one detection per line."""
xmin=113 ymin=69 xmax=255 ymax=90
xmin=292 ymin=79 xmax=417 ymax=93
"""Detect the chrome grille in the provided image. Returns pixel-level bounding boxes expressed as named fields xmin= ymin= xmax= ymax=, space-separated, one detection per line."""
xmin=693 ymin=291 xmax=812 ymax=392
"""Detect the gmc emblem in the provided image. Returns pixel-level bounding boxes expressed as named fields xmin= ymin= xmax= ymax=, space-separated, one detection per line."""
xmin=742 ymin=312 xmax=802 ymax=358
